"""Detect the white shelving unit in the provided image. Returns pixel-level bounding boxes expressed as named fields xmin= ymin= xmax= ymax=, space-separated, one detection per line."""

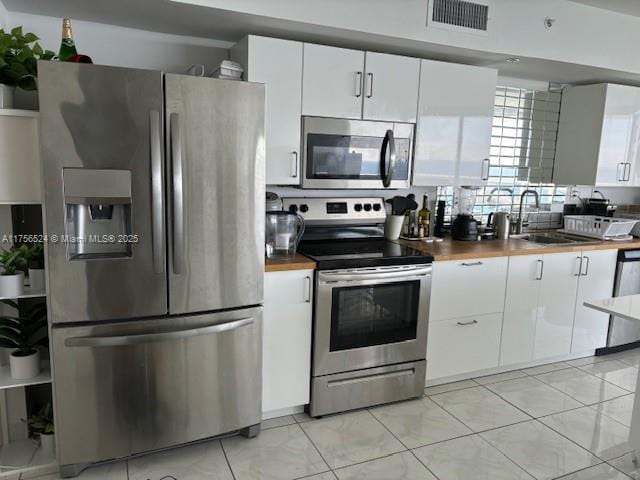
xmin=0 ymin=363 xmax=51 ymax=391
xmin=0 ymin=286 xmax=46 ymax=302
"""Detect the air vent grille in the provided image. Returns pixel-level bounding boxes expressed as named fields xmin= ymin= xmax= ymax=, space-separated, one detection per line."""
xmin=432 ymin=0 xmax=489 ymax=31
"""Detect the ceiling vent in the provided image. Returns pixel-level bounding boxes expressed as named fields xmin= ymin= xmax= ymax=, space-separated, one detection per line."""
xmin=427 ymin=0 xmax=490 ymax=35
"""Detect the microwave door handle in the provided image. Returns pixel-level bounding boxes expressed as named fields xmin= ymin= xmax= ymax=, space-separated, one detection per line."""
xmin=64 ymin=317 xmax=254 ymax=348
xmin=380 ymin=129 xmax=396 ymax=188
xmin=170 ymin=113 xmax=186 ymax=274
xmin=149 ymin=110 xmax=164 ymax=274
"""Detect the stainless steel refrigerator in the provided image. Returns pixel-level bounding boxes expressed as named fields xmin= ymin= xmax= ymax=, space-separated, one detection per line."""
xmin=38 ymin=62 xmax=265 ymax=477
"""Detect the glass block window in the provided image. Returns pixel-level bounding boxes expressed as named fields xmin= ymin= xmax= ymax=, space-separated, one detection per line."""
xmin=437 ymin=85 xmax=568 ymax=230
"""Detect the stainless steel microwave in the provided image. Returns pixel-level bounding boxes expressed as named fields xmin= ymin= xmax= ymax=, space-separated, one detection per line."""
xmin=301 ymin=117 xmax=414 ymax=189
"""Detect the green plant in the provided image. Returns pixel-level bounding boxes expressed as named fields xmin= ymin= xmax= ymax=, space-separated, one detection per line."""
xmin=0 ymin=26 xmax=55 ymax=91
xmin=0 ymin=245 xmax=29 ymax=275
xmin=0 ymin=300 xmax=47 ymax=355
xmin=25 ymin=402 xmax=54 ymax=435
xmin=27 ymin=243 xmax=44 ymax=269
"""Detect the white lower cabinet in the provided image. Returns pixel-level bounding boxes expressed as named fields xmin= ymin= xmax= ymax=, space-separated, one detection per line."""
xmin=572 ymin=249 xmax=618 ymax=353
xmin=427 ymin=313 xmax=502 ymax=380
xmin=501 ymin=252 xmax=579 ymax=366
xmin=263 ymin=269 xmax=313 ymax=414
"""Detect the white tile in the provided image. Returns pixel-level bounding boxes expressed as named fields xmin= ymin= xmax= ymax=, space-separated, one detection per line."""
xmin=579 ymin=360 xmax=638 ymax=392
xmin=522 ymin=361 xmax=572 ymax=376
xmin=300 ymin=410 xmax=405 ymax=469
xmin=616 ymin=350 xmax=640 ymax=368
xmin=555 ymin=463 xmax=631 ymax=479
xmin=539 ymin=407 xmax=630 ymax=461
xmin=608 ymin=452 xmax=640 ymax=479
xmin=413 ymin=434 xmax=534 ymax=480
xmin=128 ymin=439 xmax=233 ymax=480
xmin=294 ymin=412 xmax=314 ymax=423
xmin=303 ymin=473 xmax=338 ymax=480
xmin=474 ymin=370 xmax=527 ymax=385
xmin=568 ymin=356 xmax=614 ymax=367
xmin=535 ymin=368 xmax=629 ymax=405
xmin=424 ymin=379 xmax=477 ymax=396
xmin=592 ymin=394 xmax=635 ymax=427
xmin=262 ymin=415 xmax=297 ymax=430
xmin=333 ymin=451 xmax=437 ymax=480
xmin=431 ymin=386 xmax=531 ymax=432
xmin=481 ymin=420 xmax=600 ymax=480
xmin=486 ymin=376 xmax=583 ymax=417
xmin=222 ymin=424 xmax=328 ymax=480
xmin=370 ymin=396 xmax=472 ymax=448
xmin=33 ymin=462 xmax=127 ymax=479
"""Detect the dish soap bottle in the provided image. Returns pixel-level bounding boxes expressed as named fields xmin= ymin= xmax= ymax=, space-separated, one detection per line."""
xmin=58 ymin=18 xmax=78 ymax=61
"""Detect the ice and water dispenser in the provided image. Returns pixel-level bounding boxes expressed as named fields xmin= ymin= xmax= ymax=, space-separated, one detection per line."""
xmin=62 ymin=168 xmax=133 ymax=259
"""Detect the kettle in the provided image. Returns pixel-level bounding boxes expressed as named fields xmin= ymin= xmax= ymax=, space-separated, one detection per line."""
xmin=265 ymin=211 xmax=305 ymax=258
xmin=488 ymin=212 xmax=511 ymax=240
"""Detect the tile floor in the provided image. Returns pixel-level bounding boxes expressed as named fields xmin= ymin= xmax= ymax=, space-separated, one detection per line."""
xmin=17 ymin=348 xmax=640 ymax=480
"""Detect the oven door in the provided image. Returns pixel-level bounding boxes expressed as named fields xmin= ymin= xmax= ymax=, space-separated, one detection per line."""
xmin=313 ymin=264 xmax=431 ymax=377
xmin=301 ymin=117 xmax=414 ymax=189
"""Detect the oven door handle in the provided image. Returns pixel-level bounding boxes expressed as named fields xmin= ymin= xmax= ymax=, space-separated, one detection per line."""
xmin=319 ymin=266 xmax=432 ymax=283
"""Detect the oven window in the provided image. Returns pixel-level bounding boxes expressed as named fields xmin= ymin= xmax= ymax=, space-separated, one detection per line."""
xmin=330 ymin=280 xmax=419 ymax=351
xmin=306 ymin=134 xmax=409 ymax=180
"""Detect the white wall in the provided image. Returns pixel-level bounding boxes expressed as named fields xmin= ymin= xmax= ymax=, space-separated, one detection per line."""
xmin=173 ymin=0 xmax=640 ymax=77
xmin=9 ymin=12 xmax=230 ymax=74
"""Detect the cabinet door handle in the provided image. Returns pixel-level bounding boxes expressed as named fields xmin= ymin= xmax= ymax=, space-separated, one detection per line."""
xmin=355 ymin=71 xmax=363 ymax=98
xmin=366 ymin=72 xmax=374 ymax=98
xmin=582 ymin=255 xmax=590 ymax=276
xmin=481 ymin=158 xmax=490 ymax=180
xmin=291 ymin=151 xmax=298 ymax=178
xmin=625 ymin=162 xmax=632 ymax=181
xmin=574 ymin=256 xmax=583 ymax=277
xmin=618 ymin=162 xmax=626 ymax=182
xmin=461 ymin=261 xmax=483 ymax=267
xmin=305 ymin=275 xmax=312 ymax=303
xmin=535 ymin=259 xmax=544 ymax=280
xmin=457 ymin=320 xmax=478 ymax=326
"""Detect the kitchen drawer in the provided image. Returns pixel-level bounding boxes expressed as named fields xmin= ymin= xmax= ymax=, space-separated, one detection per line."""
xmin=429 ymin=257 xmax=508 ymax=321
xmin=426 ymin=313 xmax=502 ymax=380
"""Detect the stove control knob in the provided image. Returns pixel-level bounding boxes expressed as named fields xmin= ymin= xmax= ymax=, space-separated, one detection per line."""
xmin=300 ymin=204 xmax=309 ymax=213
xmin=364 ymin=204 xmax=372 ymax=211
xmin=373 ymin=204 xmax=381 ymax=211
xmin=289 ymin=204 xmax=298 ymax=213
xmin=354 ymin=203 xmax=363 ymax=212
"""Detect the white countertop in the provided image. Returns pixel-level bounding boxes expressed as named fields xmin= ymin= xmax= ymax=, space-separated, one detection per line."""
xmin=584 ymin=294 xmax=640 ymax=323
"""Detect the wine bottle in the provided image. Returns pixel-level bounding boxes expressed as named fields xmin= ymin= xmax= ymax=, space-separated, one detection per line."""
xmin=58 ymin=18 xmax=78 ymax=61
xmin=417 ymin=194 xmax=431 ymax=238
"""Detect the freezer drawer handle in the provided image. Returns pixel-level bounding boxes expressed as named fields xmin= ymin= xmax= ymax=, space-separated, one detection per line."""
xmin=170 ymin=113 xmax=186 ymax=274
xmin=327 ymin=368 xmax=415 ymax=387
xmin=149 ymin=110 xmax=164 ymax=274
xmin=64 ymin=317 xmax=254 ymax=348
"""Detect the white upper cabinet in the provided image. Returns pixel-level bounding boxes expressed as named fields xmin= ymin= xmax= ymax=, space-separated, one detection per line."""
xmin=362 ymin=52 xmax=420 ymax=123
xmin=302 ymin=43 xmax=365 ymax=119
xmin=0 ymin=111 xmax=41 ymax=204
xmin=413 ymin=60 xmax=497 ymax=186
xmin=572 ymin=249 xmax=618 ymax=354
xmin=231 ymin=36 xmax=303 ymax=185
xmin=555 ymin=83 xmax=640 ymax=186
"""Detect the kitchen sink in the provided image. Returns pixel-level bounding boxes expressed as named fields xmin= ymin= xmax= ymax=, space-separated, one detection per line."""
xmin=514 ymin=232 xmax=598 ymax=246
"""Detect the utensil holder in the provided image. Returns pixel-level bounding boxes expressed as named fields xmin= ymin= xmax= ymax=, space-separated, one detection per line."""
xmin=384 ymin=215 xmax=404 ymax=240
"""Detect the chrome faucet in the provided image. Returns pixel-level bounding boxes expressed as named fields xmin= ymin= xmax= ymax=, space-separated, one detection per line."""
xmin=515 ymin=190 xmax=540 ymax=234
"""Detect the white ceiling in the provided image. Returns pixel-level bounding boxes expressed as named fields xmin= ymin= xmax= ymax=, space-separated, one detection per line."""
xmin=569 ymin=0 xmax=640 ymax=17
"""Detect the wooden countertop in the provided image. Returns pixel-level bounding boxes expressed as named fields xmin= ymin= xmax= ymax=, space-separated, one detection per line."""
xmin=396 ymin=237 xmax=640 ymax=261
xmin=265 ymin=253 xmax=316 ymax=272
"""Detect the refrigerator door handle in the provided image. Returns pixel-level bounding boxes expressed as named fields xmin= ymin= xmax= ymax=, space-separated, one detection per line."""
xmin=64 ymin=317 xmax=254 ymax=348
xmin=170 ymin=112 xmax=186 ymax=274
xmin=150 ymin=110 xmax=165 ymax=274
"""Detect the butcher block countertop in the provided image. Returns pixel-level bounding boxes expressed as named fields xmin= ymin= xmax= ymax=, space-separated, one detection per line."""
xmin=265 ymin=253 xmax=316 ymax=272
xmin=396 ymin=237 xmax=640 ymax=261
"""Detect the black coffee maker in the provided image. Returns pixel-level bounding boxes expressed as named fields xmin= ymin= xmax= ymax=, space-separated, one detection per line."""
xmin=451 ymin=214 xmax=479 ymax=241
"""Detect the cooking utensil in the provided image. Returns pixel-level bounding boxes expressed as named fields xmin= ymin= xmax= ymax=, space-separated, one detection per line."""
xmin=386 ymin=196 xmax=418 ymax=216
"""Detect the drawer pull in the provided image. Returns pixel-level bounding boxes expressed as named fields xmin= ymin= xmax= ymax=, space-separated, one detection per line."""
xmin=460 ymin=261 xmax=483 ymax=267
xmin=456 ymin=320 xmax=478 ymax=326
xmin=327 ymin=368 xmax=415 ymax=387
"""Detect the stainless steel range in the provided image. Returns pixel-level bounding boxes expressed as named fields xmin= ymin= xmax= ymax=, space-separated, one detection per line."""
xmin=284 ymin=197 xmax=433 ymax=417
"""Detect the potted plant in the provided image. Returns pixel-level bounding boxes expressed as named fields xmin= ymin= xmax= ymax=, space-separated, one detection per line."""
xmin=0 ymin=26 xmax=55 ymax=108
xmin=25 ymin=403 xmax=55 ymax=457
xmin=0 ymin=245 xmax=29 ymax=297
xmin=27 ymin=243 xmax=45 ymax=292
xmin=0 ymin=300 xmax=47 ymax=379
